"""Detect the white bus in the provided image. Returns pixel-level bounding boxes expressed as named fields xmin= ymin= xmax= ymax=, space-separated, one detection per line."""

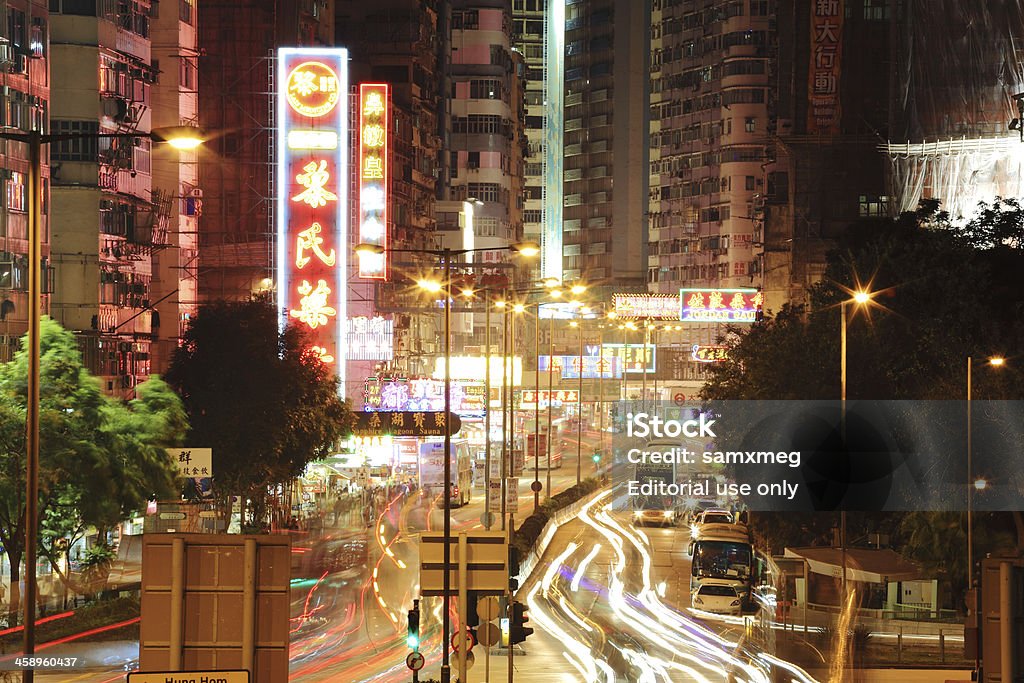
xmin=689 ymin=523 xmax=755 ymax=604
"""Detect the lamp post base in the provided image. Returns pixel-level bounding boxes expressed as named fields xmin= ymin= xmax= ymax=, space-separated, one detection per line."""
xmin=441 ymin=663 xmax=451 ymax=683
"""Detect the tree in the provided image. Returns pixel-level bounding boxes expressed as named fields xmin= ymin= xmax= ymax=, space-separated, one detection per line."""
xmin=699 ymin=202 xmax=1024 ymax=597
xmin=165 ymin=297 xmax=353 ymax=530
xmin=0 ymin=319 xmax=182 ymax=622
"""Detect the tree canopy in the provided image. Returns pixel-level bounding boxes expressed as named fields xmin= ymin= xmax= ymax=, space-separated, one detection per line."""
xmin=164 ymin=297 xmax=353 ymax=527
xmin=0 ymin=318 xmax=183 ymax=622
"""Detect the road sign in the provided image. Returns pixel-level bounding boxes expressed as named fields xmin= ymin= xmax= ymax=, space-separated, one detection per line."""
xmin=129 ymin=671 xmax=249 ymax=683
xmin=477 ymin=621 xmax=501 ymax=647
xmin=352 ymin=410 xmax=461 ymax=437
xmin=451 ymin=628 xmax=477 ymax=651
xmin=406 ymin=651 xmax=425 ymax=671
xmin=673 ymin=392 xmax=686 ymax=405
xmin=419 ymin=532 xmax=507 ymax=595
xmin=506 ymin=478 xmax=519 ymax=514
xmin=168 ymin=447 xmax=212 ymax=478
xmin=477 ymin=595 xmax=500 ymax=622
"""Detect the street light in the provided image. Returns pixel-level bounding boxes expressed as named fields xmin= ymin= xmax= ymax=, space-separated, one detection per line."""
xmin=839 ymin=289 xmax=872 ymax=610
xmin=362 ymin=241 xmax=537 ymax=683
xmin=967 ymin=354 xmax=1006 ymax=677
xmin=9 ymin=124 xmax=204 ymax=677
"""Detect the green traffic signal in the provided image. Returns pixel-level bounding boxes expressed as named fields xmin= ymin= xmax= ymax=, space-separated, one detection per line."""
xmin=407 ymin=601 xmax=420 ymax=650
xmin=592 ymin=450 xmax=601 ymax=463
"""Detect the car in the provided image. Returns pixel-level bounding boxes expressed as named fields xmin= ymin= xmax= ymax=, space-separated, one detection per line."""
xmin=691 ymin=580 xmax=744 ymax=615
xmin=693 ymin=509 xmax=736 ymax=526
xmin=632 ymin=508 xmax=679 ymax=527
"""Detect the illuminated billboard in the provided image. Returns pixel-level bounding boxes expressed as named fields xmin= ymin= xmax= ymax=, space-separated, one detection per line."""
xmin=612 ymin=293 xmax=681 ymax=320
xmin=276 ymin=48 xmax=348 ymax=384
xmin=679 ymin=288 xmax=763 ymax=323
xmin=356 ymin=83 xmax=389 ymax=279
xmin=539 ymin=355 xmax=621 ymax=379
xmin=692 ymin=344 xmax=730 ymax=363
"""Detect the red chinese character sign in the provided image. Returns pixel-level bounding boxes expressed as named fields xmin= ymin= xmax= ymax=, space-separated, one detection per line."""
xmin=277 ymin=48 xmax=348 ymax=388
xmin=808 ymin=0 xmax=843 ymax=134
xmin=357 ymin=84 xmax=389 ymax=279
xmin=679 ymin=288 xmax=763 ymax=323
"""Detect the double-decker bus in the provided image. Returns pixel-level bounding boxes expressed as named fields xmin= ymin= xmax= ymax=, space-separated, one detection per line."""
xmin=418 ymin=439 xmax=474 ymax=507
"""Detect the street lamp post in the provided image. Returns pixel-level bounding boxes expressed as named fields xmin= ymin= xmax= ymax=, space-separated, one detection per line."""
xmin=967 ymin=354 xmax=1005 ymax=679
xmin=357 ymin=241 xmax=537 ymax=683
xmin=574 ymin=317 xmax=584 ymax=486
xmin=533 ymin=302 xmax=541 ymax=513
xmin=9 ymin=126 xmax=203 ymax=679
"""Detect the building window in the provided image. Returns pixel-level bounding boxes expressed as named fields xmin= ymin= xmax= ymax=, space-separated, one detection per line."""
xmin=466 ymin=183 xmax=500 ymax=203
xmin=745 ymin=176 xmax=755 ymax=191
xmin=6 ymin=172 xmax=25 ymax=212
xmin=862 ymin=0 xmax=889 ymax=20
xmin=469 ymin=79 xmax=502 ymax=100
xmin=745 ymin=117 xmax=756 ymax=133
xmin=523 ymin=209 xmax=541 ymax=223
xmin=179 ymin=0 xmax=195 ymax=24
xmin=51 ymin=120 xmax=100 ymax=161
xmin=858 ymin=195 xmax=889 ymax=217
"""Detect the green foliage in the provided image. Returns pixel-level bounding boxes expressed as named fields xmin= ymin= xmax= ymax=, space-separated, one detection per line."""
xmin=512 ymin=478 xmax=603 ymax=556
xmin=0 ymin=318 xmax=184 ymax=618
xmin=165 ymin=298 xmax=353 ymax=519
xmin=701 ymin=201 xmax=1024 ymax=402
xmin=0 ymin=596 xmax=139 ymax=647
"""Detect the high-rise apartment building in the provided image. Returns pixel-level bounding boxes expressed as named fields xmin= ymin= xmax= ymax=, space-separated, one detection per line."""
xmin=197 ymin=0 xmax=334 ymax=302
xmin=50 ymin=0 xmax=164 ymax=397
xmin=562 ymin=0 xmax=649 ymax=295
xmin=647 ymin=0 xmax=772 ymax=300
xmin=0 ymin=1 xmax=49 ymax=362
xmin=336 ymin=0 xmax=445 ymax=387
xmin=149 ymin=0 xmax=200 ymax=375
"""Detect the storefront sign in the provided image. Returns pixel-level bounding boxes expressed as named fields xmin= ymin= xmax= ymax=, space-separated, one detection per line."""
xmin=277 ymin=48 xmax=349 ymax=383
xmin=612 ymin=293 xmax=681 ymax=320
xmin=691 ymin=344 xmax=730 ymax=363
xmin=356 ymin=83 xmax=389 ymax=278
xmin=352 ymin=410 xmax=462 ymax=437
xmin=679 ymin=288 xmax=763 ymax=323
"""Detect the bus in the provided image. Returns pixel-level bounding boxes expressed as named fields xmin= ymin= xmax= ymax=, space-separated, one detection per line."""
xmin=689 ymin=523 xmax=756 ymax=605
xmin=418 ymin=439 xmax=474 ymax=507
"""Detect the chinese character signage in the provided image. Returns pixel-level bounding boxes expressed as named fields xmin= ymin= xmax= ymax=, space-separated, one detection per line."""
xmin=680 ymin=288 xmax=763 ymax=323
xmin=539 ymin=354 xmax=622 ymax=379
xmin=612 ymin=293 xmax=681 ymax=320
xmin=347 ymin=315 xmax=394 ymax=361
xmin=168 ymin=447 xmax=213 ymax=478
xmin=519 ymin=390 xmax=580 ymax=407
xmin=601 ymin=343 xmax=656 ymax=374
xmin=356 ymin=83 xmax=389 ymax=279
xmin=277 ymin=48 xmax=348 ymax=387
xmin=808 ymin=0 xmax=843 ymax=134
xmin=692 ymin=344 xmax=730 ymax=363
xmin=363 ymin=377 xmax=485 ymax=416
xmin=352 ymin=411 xmax=461 ymax=437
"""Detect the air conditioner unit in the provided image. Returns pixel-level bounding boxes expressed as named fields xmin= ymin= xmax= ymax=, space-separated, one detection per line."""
xmin=189 ymin=188 xmax=203 ymax=198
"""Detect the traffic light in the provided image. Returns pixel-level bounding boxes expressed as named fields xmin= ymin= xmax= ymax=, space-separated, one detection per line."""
xmin=592 ymin=449 xmax=601 ymax=464
xmin=508 ymin=546 xmax=521 ymax=593
xmin=407 ymin=600 xmax=420 ymax=650
xmin=466 ymin=590 xmax=481 ymax=628
xmin=509 ymin=600 xmax=533 ymax=644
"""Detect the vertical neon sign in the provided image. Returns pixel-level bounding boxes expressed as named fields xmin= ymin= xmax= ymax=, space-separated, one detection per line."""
xmin=357 ymin=83 xmax=389 ymax=279
xmin=276 ymin=48 xmax=349 ymax=389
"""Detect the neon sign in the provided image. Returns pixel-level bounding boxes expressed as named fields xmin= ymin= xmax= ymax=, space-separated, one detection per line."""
xmin=277 ymin=48 xmax=348 ymax=389
xmin=692 ymin=344 xmax=730 ymax=363
xmin=679 ymin=288 xmax=763 ymax=323
xmin=612 ymin=293 xmax=681 ymax=320
xmin=356 ymin=84 xmax=389 ymax=279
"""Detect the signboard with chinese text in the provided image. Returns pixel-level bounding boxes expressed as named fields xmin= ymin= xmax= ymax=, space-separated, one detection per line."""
xmin=276 ymin=48 xmax=348 ymax=385
xmin=519 ymin=389 xmax=580 ymax=407
xmin=601 ymin=343 xmax=656 ymax=374
xmin=363 ymin=377 xmax=485 ymax=416
xmin=347 ymin=315 xmax=393 ymax=360
xmin=539 ymin=354 xmax=622 ymax=379
xmin=356 ymin=83 xmax=389 ymax=278
xmin=612 ymin=293 xmax=681 ymax=320
xmin=807 ymin=0 xmax=843 ymax=134
xmin=679 ymin=288 xmax=763 ymax=323
xmin=352 ymin=411 xmax=461 ymax=437
xmin=692 ymin=344 xmax=730 ymax=363
xmin=168 ymin=448 xmax=212 ymax=478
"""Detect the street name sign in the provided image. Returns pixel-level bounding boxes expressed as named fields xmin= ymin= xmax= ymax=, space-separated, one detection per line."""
xmin=128 ymin=671 xmax=249 ymax=683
